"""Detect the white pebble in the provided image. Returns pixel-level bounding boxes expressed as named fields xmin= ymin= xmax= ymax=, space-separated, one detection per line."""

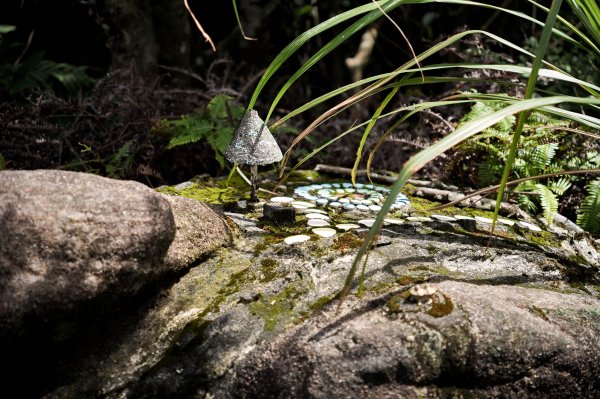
xmin=284 ymin=235 xmax=310 ymax=245
xmin=406 ymin=216 xmax=433 ymax=222
xmin=475 ymin=216 xmax=494 ymax=224
xmin=358 ymin=219 xmax=376 ymax=227
xmin=307 ymin=219 xmax=330 ymax=227
xmin=291 ymin=201 xmax=315 ymax=208
xmin=431 ymin=214 xmax=456 ymax=222
xmin=299 ymin=208 xmax=327 ymax=214
xmin=454 ymin=215 xmax=476 ymax=220
xmin=498 ymin=218 xmax=516 ymax=226
xmin=312 ymin=227 xmax=337 ymax=238
xmin=305 ymin=213 xmax=330 ymax=220
xmin=384 ymin=218 xmax=403 ymax=225
xmin=270 ymin=196 xmax=295 ymax=203
xmin=336 ymin=223 xmax=360 ymax=231
xmin=517 ymin=221 xmax=542 ymax=232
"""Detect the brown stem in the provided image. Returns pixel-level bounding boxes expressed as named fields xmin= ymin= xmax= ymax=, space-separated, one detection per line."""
xmin=250 ymin=164 xmax=258 ymax=202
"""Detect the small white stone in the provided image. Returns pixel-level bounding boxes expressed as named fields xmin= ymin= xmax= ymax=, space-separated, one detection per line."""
xmin=270 ymin=196 xmax=295 ymax=203
xmin=307 ymin=219 xmax=330 ymax=227
xmin=517 ymin=221 xmax=542 ymax=232
xmin=384 ymin=218 xmax=403 ymax=225
xmin=312 ymin=227 xmax=336 ymax=238
xmin=406 ymin=216 xmax=433 ymax=222
xmin=431 ymin=214 xmax=456 ymax=222
xmin=299 ymin=208 xmax=327 ymax=214
xmin=358 ymin=219 xmax=376 ymax=227
xmin=454 ymin=215 xmax=476 ymax=220
xmin=305 ymin=213 xmax=330 ymax=220
xmin=284 ymin=235 xmax=310 ymax=245
xmin=336 ymin=223 xmax=360 ymax=231
xmin=291 ymin=201 xmax=315 ymax=208
xmin=498 ymin=218 xmax=516 ymax=226
xmin=356 ymin=205 xmax=370 ymax=211
xmin=475 ymin=216 xmax=494 ymax=224
xmin=369 ymin=205 xmax=382 ymax=212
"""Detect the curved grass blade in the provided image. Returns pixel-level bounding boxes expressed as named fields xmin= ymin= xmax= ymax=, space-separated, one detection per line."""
xmin=263 ymin=0 xmax=410 ymax=124
xmin=339 ymin=95 xmax=600 ymax=308
xmin=246 ymin=0 xmax=401 ymax=112
xmin=491 ymin=0 xmax=563 ymax=236
xmin=232 ymin=0 xmax=257 ymax=40
xmin=351 ymin=86 xmax=399 ymax=185
xmin=278 ymin=28 xmax=574 ymax=174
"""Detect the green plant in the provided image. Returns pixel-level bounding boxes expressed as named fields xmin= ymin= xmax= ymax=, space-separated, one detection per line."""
xmin=456 ymin=100 xmax=580 ymax=224
xmin=243 ymin=0 xmax=600 ymax=301
xmin=0 ymin=153 xmax=7 ymax=170
xmin=105 ymin=141 xmax=134 ymax=178
xmin=577 ymin=178 xmax=600 ymax=234
xmin=0 ymin=26 xmax=95 ymax=96
xmin=158 ymin=94 xmax=245 ymax=169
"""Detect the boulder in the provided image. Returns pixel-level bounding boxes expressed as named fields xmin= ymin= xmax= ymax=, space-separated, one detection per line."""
xmin=162 ymin=195 xmax=234 ymax=271
xmin=226 ymin=281 xmax=600 ymax=398
xmin=0 ymin=170 xmax=176 ymax=335
xmin=21 ymin=194 xmax=600 ymax=398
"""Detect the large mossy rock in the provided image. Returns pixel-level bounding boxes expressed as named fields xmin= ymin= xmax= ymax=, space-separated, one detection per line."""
xmin=45 ymin=211 xmax=600 ymax=398
xmin=0 ymin=170 xmax=176 ymax=335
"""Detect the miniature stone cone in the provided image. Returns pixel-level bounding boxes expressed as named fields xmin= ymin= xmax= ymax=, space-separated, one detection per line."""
xmin=225 ymin=109 xmax=283 ymax=201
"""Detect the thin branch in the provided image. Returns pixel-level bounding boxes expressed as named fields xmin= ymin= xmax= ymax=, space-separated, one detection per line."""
xmin=428 ymin=169 xmax=600 ymax=211
xmin=184 ymin=0 xmax=216 ymax=52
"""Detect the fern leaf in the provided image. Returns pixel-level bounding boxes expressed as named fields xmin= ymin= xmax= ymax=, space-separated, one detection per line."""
xmin=535 ymin=183 xmax=558 ymax=225
xmin=166 ymin=119 xmax=213 ymax=149
xmin=518 ymin=193 xmax=538 ymax=214
xmin=577 ymin=178 xmax=600 ymax=234
xmin=548 ymin=177 xmax=572 ymax=196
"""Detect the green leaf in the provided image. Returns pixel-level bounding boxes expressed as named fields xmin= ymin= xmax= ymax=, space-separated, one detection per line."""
xmin=0 ymin=25 xmax=16 ymax=34
xmin=247 ymin=0 xmax=398 ymax=112
xmin=166 ymin=118 xmax=213 ymax=149
xmin=577 ymin=178 xmax=600 ymax=233
xmin=535 ymin=183 xmax=559 ymax=224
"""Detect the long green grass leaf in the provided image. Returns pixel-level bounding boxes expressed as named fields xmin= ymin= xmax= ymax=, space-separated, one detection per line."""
xmin=340 ymin=94 xmax=600 ymax=306
xmin=246 ymin=0 xmax=399 ymax=112
xmin=351 ymin=86 xmax=399 ymax=185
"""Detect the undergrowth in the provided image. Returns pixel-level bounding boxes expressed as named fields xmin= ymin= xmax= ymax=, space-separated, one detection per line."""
xmin=453 ymin=98 xmax=600 ymax=231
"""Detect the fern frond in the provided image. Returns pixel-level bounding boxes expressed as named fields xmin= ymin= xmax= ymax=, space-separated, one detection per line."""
xmin=166 ymin=119 xmax=213 ymax=149
xmin=548 ymin=177 xmax=572 ymax=196
xmin=518 ymin=193 xmax=538 ymax=213
xmin=535 ymin=183 xmax=558 ymax=225
xmin=577 ymin=178 xmax=600 ymax=234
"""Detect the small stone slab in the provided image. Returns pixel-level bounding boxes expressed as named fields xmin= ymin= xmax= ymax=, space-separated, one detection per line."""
xmin=291 ymin=201 xmax=315 ymax=209
xmin=336 ymin=223 xmax=360 ymax=231
xmin=517 ymin=221 xmax=542 ymax=232
xmin=307 ymin=219 xmax=330 ymax=227
xmin=384 ymin=218 xmax=403 ymax=225
xmin=284 ymin=235 xmax=310 ymax=245
xmin=406 ymin=216 xmax=433 ymax=222
xmin=431 ymin=214 xmax=456 ymax=222
xmin=498 ymin=218 xmax=516 ymax=226
xmin=475 ymin=216 xmax=494 ymax=224
xmin=454 ymin=215 xmax=476 ymax=220
xmin=305 ymin=213 xmax=330 ymax=220
xmin=312 ymin=227 xmax=337 ymax=238
xmin=271 ymin=196 xmax=295 ymax=203
xmin=263 ymin=203 xmax=296 ymax=226
xmin=298 ymin=208 xmax=327 ymax=214
xmin=358 ymin=219 xmax=376 ymax=228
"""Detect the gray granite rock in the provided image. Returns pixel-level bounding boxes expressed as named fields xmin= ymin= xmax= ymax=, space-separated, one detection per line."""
xmin=162 ymin=195 xmax=233 ymax=272
xmin=0 ymin=170 xmax=176 ymax=335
